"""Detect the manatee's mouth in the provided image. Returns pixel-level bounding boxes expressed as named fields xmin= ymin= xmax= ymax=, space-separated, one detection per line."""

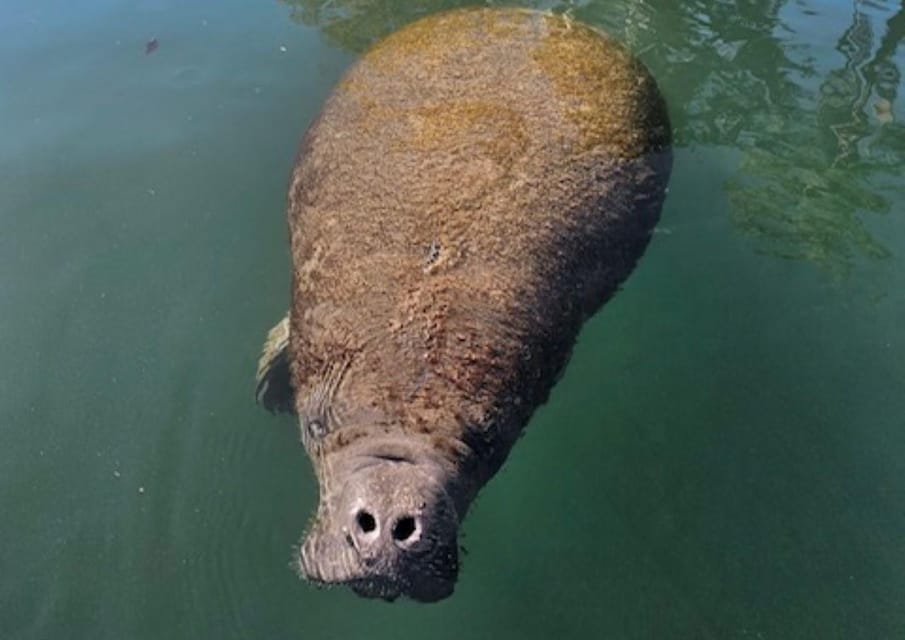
xmin=299 ymin=539 xmax=458 ymax=603
xmin=348 ymin=575 xmax=404 ymax=602
xmin=297 ymin=558 xmax=407 ymax=602
xmin=346 ymin=553 xmax=457 ymax=603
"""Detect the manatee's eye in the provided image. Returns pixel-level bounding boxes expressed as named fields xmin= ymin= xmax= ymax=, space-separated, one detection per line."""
xmin=424 ymin=240 xmax=441 ymax=267
xmin=307 ymin=418 xmax=327 ymax=439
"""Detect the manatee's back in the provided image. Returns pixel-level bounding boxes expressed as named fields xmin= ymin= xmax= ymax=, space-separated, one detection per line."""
xmin=288 ymin=9 xmax=670 ymax=450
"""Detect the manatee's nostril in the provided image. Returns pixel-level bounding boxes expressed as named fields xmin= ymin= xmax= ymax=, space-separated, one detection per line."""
xmin=356 ymin=510 xmax=376 ymax=534
xmin=392 ymin=516 xmax=417 ymax=543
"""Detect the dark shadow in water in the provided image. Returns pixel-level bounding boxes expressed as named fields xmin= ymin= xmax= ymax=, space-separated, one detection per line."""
xmin=279 ymin=0 xmax=904 ymax=275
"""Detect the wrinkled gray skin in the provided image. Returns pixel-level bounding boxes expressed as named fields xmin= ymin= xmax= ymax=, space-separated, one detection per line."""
xmin=300 ymin=436 xmax=460 ymax=601
xmin=255 ymin=8 xmax=672 ymax=602
xmin=256 ymin=318 xmax=464 ymax=601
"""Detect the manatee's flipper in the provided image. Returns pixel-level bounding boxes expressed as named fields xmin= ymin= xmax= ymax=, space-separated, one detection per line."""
xmin=255 ymin=314 xmax=295 ymax=414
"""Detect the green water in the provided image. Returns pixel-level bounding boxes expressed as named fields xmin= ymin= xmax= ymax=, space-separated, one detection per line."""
xmin=2 ymin=0 xmax=904 ymax=637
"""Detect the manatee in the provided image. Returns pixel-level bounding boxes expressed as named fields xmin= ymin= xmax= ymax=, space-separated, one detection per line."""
xmin=255 ymin=7 xmax=672 ymax=602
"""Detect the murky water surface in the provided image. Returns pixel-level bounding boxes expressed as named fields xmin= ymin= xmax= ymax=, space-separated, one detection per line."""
xmin=2 ymin=0 xmax=904 ymax=638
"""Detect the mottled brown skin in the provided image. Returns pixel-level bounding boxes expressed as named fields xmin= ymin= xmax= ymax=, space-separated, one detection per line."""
xmin=264 ymin=7 xmax=671 ymax=602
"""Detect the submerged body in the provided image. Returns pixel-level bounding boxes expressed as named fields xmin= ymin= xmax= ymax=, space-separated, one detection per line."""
xmin=257 ymin=8 xmax=671 ymax=601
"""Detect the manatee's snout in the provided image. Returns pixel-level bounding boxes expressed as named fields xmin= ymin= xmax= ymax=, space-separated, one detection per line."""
xmin=299 ymin=456 xmax=459 ymax=602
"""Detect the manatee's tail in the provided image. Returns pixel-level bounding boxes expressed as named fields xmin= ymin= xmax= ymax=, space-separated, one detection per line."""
xmin=255 ymin=314 xmax=295 ymax=414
